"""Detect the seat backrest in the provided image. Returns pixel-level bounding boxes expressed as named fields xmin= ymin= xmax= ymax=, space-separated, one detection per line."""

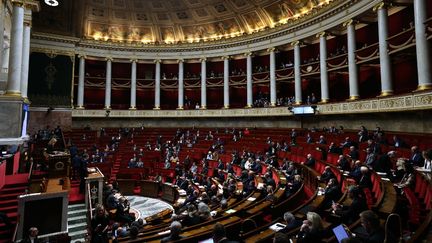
xmin=384 ymin=213 xmax=402 ymax=243
xmin=241 ymin=218 xmax=258 ymax=234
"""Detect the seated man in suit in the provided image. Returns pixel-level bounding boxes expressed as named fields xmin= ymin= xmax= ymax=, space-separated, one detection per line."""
xmin=302 ymin=154 xmax=316 ymax=167
xmin=161 ymin=221 xmax=183 ymax=243
xmin=319 ymin=166 xmax=336 ymax=183
xmin=279 ymin=212 xmax=302 ymax=233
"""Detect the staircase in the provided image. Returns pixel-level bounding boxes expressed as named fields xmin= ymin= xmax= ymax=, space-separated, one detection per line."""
xmin=67 ymin=203 xmax=87 ymax=243
xmin=0 ymin=183 xmax=27 ymax=243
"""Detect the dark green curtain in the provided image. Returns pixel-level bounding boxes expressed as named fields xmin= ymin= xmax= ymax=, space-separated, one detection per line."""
xmin=28 ymin=52 xmax=73 ymax=107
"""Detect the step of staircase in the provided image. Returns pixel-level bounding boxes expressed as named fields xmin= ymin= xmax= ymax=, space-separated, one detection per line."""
xmin=67 ymin=204 xmax=87 ymax=243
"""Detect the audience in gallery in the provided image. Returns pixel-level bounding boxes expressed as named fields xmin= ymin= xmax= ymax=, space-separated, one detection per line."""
xmin=28 ymin=123 xmax=432 ymax=243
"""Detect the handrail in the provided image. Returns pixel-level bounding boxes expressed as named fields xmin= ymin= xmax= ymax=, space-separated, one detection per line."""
xmin=86 ymin=183 xmax=93 ymax=223
xmin=12 ymin=216 xmax=19 ymax=242
xmin=27 ymin=160 xmax=34 ymax=181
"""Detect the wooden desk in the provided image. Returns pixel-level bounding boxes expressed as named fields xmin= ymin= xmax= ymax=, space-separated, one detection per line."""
xmin=141 ymin=180 xmax=160 ymax=198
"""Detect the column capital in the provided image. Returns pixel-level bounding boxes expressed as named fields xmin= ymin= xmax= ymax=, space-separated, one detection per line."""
xmin=130 ymin=58 xmax=138 ymax=63
xmin=154 ymin=59 xmax=161 ymax=64
xmin=199 ymin=57 xmax=207 ymax=62
xmin=316 ymin=31 xmax=328 ymax=38
xmin=244 ymin=52 xmax=253 ymax=57
xmin=177 ymin=59 xmax=184 ymax=63
xmin=78 ymin=54 xmax=87 ymax=59
xmin=11 ymin=0 xmax=24 ymax=7
xmin=105 ymin=56 xmax=113 ymax=62
xmin=373 ymin=1 xmax=390 ymax=12
xmin=221 ymin=56 xmax=230 ymax=61
xmin=343 ymin=19 xmax=357 ymax=27
xmin=24 ymin=0 xmax=40 ymax=12
xmin=267 ymin=47 xmax=277 ymax=53
xmin=291 ymin=41 xmax=300 ymax=47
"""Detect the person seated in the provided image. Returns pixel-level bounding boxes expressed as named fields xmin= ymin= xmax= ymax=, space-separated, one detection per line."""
xmin=279 ymin=212 xmax=302 ymax=233
xmin=408 ymin=146 xmax=424 ymax=167
xmin=198 ymin=202 xmax=213 ymax=222
xmin=364 ymin=147 xmax=377 ymax=168
xmin=182 ymin=204 xmax=201 ymax=227
xmin=394 ymin=163 xmax=415 ymax=190
xmin=392 ymin=135 xmax=407 ymax=148
xmin=374 ymin=151 xmax=396 ymax=176
xmin=332 ymin=186 xmax=368 ymax=224
xmin=337 ymin=155 xmax=351 ymax=171
xmin=265 ymin=173 xmax=276 ymax=189
xmin=265 ymin=185 xmax=276 ymax=202
xmin=393 ymin=158 xmax=407 ymax=181
xmin=367 ymin=139 xmax=381 ymax=155
xmin=302 ymin=154 xmax=316 ymax=167
xmin=116 ymin=197 xmax=134 ymax=224
xmin=317 ymin=135 xmax=327 ymax=144
xmin=273 ymin=232 xmax=290 ymax=243
xmin=321 ymin=178 xmax=342 ymax=209
xmin=136 ymin=158 xmax=144 ymax=168
xmin=130 ymin=218 xmax=145 ymax=232
xmin=91 ymin=205 xmax=109 ymax=243
xmin=285 ymin=175 xmax=302 ymax=197
xmin=347 ymin=146 xmax=359 ymax=161
xmin=212 ymin=223 xmax=239 ymax=243
xmin=348 ymin=160 xmax=363 ymax=181
xmin=328 ymin=142 xmax=340 ymax=154
xmin=421 ymin=149 xmax=432 ymax=171
xmin=340 ymin=137 xmax=354 ymax=148
xmin=161 ymin=221 xmax=183 ymax=242
xmin=358 ymin=166 xmax=373 ymax=189
xmin=319 ymin=166 xmax=336 ymax=183
xmin=296 ymin=212 xmax=324 ymax=243
xmin=358 ymin=210 xmax=385 ymax=243
xmin=306 ymin=133 xmax=314 ymax=144
xmin=358 ymin=126 xmax=369 ymax=143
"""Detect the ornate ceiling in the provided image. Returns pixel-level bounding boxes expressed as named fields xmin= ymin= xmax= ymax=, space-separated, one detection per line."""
xmin=33 ymin=0 xmax=334 ymax=44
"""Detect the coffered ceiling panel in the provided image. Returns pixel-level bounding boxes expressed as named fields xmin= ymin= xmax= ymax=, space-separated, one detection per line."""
xmin=33 ymin=0 xmax=335 ymax=44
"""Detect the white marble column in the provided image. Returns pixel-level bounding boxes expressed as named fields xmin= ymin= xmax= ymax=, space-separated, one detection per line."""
xmin=200 ymin=58 xmax=207 ymax=109
xmin=292 ymin=41 xmax=302 ymax=104
xmin=6 ymin=0 xmax=24 ymax=95
xmin=0 ymin=1 xmax=5 ymax=75
xmin=77 ymin=55 xmax=85 ymax=108
xmin=130 ymin=59 xmax=137 ymax=109
xmin=223 ymin=56 xmax=230 ymax=108
xmin=269 ymin=48 xmax=277 ymax=106
xmin=246 ymin=52 xmax=253 ymax=108
xmin=154 ymin=59 xmax=161 ymax=109
xmin=318 ymin=32 xmax=329 ymax=103
xmin=414 ymin=0 xmax=432 ymax=90
xmin=20 ymin=9 xmax=31 ymax=99
xmin=345 ymin=19 xmax=359 ymax=100
xmin=177 ymin=59 xmax=184 ymax=109
xmin=375 ymin=3 xmax=393 ymax=96
xmin=104 ymin=57 xmax=112 ymax=109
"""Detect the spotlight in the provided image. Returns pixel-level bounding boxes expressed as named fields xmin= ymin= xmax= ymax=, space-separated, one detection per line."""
xmin=44 ymin=0 xmax=59 ymax=7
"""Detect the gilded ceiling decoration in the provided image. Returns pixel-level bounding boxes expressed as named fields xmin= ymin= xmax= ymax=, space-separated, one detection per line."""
xmin=33 ymin=0 xmax=334 ymax=44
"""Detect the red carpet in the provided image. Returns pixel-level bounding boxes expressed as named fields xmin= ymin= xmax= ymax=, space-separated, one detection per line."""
xmin=68 ymin=180 xmax=85 ymax=203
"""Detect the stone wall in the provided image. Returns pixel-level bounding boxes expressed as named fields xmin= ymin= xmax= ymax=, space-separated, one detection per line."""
xmin=28 ymin=108 xmax=72 ymax=135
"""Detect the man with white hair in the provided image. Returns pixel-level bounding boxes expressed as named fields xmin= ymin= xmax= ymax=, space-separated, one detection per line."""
xmin=279 ymin=212 xmax=302 ymax=233
xmin=161 ymin=221 xmax=183 ymax=242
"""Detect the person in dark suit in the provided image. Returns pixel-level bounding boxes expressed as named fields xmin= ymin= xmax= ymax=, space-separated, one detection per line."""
xmin=332 ymin=186 xmax=368 ymax=224
xmin=161 ymin=221 xmax=183 ymax=243
xmin=409 ymin=146 xmax=424 ymax=167
xmin=303 ymin=154 xmax=316 ymax=167
xmin=279 ymin=212 xmax=302 ymax=233
xmin=359 ymin=210 xmax=385 ymax=243
xmin=321 ymin=178 xmax=342 ymax=209
xmin=337 ymin=155 xmax=351 ymax=171
xmin=358 ymin=166 xmax=373 ymax=190
xmin=319 ymin=166 xmax=336 ymax=183
xmin=347 ymin=146 xmax=359 ymax=161
xmin=212 ymin=223 xmax=239 ymax=243
xmin=374 ymin=151 xmax=396 ymax=176
xmin=265 ymin=173 xmax=276 ymax=189
xmin=20 ymin=227 xmax=40 ymax=243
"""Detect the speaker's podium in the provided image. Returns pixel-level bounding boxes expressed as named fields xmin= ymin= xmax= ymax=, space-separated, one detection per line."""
xmin=47 ymin=151 xmax=71 ymax=178
xmin=161 ymin=183 xmax=179 ymax=203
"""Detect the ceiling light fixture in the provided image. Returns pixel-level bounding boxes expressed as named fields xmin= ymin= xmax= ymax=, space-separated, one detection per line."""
xmin=44 ymin=0 xmax=59 ymax=7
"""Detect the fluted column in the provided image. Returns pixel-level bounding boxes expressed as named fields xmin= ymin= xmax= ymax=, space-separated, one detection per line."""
xmin=292 ymin=41 xmax=302 ymax=104
xmin=20 ymin=9 xmax=31 ymax=99
xmin=246 ymin=52 xmax=253 ymax=108
xmin=177 ymin=59 xmax=184 ymax=109
xmin=104 ymin=57 xmax=112 ymax=109
xmin=154 ymin=59 xmax=161 ymax=109
xmin=6 ymin=0 xmax=25 ymax=95
xmin=268 ymin=48 xmax=277 ymax=106
xmin=200 ymin=58 xmax=207 ymax=109
xmin=414 ymin=0 xmax=432 ymax=90
xmin=375 ymin=2 xmax=393 ymax=96
xmin=223 ymin=56 xmax=230 ymax=108
xmin=77 ymin=55 xmax=85 ymax=109
xmin=130 ymin=59 xmax=137 ymax=109
xmin=318 ymin=32 xmax=329 ymax=103
xmin=344 ymin=19 xmax=359 ymax=100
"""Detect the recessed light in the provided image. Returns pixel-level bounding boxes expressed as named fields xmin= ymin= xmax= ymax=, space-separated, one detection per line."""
xmin=44 ymin=0 xmax=59 ymax=7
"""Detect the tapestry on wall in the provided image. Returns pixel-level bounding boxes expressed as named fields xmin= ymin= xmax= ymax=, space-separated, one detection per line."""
xmin=28 ymin=52 xmax=73 ymax=107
